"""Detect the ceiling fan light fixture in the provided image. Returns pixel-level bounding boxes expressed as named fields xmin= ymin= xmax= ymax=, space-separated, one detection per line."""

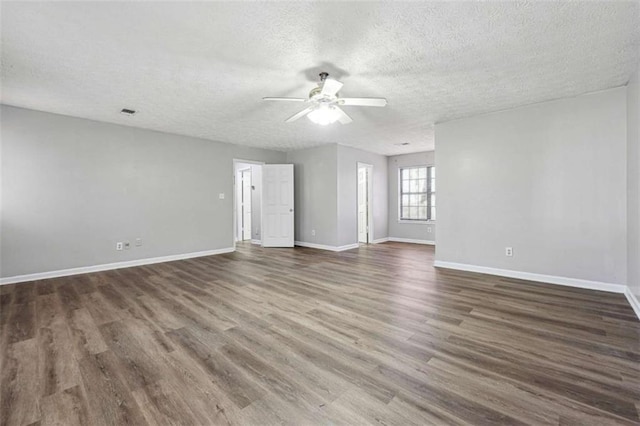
xmin=307 ymin=104 xmax=340 ymax=126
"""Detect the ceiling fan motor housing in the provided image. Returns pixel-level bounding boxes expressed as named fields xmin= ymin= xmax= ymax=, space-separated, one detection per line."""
xmin=309 ymin=86 xmax=322 ymax=98
xmin=310 ymin=73 xmax=338 ymax=100
xmin=309 ymin=86 xmax=337 ymax=100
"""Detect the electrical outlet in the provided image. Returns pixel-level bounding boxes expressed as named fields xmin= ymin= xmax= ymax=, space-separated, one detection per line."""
xmin=135 ymin=238 xmax=142 ymax=247
xmin=311 ymin=229 xmax=316 ymax=236
xmin=116 ymin=242 xmax=123 ymax=251
xmin=124 ymin=241 xmax=131 ymax=250
xmin=505 ymin=247 xmax=513 ymax=257
xmin=218 ymin=193 xmax=225 ymax=199
xmin=427 ymin=227 xmax=432 ymax=233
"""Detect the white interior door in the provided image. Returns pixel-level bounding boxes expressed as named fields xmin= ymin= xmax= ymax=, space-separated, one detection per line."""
xmin=262 ymin=164 xmax=294 ymax=247
xmin=358 ymin=167 xmax=368 ymax=243
xmin=241 ymin=169 xmax=252 ymax=241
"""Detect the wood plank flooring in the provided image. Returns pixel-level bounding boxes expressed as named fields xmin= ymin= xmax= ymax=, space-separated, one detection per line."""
xmin=1 ymin=242 xmax=639 ymax=425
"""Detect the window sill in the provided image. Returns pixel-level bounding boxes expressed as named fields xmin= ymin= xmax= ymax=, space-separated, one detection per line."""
xmin=397 ymin=220 xmax=435 ymax=225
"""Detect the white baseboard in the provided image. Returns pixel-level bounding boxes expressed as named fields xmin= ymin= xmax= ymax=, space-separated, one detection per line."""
xmin=250 ymin=239 xmax=262 ymax=245
xmin=388 ymin=237 xmax=435 ymax=245
xmin=624 ymin=287 xmax=640 ymax=320
xmin=294 ymin=241 xmax=360 ymax=252
xmin=372 ymin=237 xmax=390 ymax=244
xmin=433 ymin=260 xmax=626 ymax=294
xmin=0 ymin=247 xmax=235 ymax=285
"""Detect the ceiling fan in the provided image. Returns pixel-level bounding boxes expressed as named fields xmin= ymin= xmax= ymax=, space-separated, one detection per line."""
xmin=263 ymin=72 xmax=387 ymax=125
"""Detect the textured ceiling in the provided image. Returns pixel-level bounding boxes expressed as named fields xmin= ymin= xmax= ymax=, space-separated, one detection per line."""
xmin=1 ymin=2 xmax=639 ymax=155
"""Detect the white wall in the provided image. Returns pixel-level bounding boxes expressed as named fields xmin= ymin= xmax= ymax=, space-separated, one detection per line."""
xmin=388 ymin=151 xmax=436 ymax=242
xmin=336 ymin=145 xmax=388 ymax=246
xmin=0 ymin=105 xmax=285 ymax=278
xmin=628 ymin=68 xmax=640 ymax=301
xmin=435 ymin=87 xmax=627 ymax=285
xmin=286 ymin=144 xmax=339 ymax=247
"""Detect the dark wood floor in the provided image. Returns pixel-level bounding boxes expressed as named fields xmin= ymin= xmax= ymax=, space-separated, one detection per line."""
xmin=1 ymin=242 xmax=639 ymax=425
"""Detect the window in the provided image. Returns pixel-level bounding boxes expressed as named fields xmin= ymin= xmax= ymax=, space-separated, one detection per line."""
xmin=399 ymin=166 xmax=435 ymax=221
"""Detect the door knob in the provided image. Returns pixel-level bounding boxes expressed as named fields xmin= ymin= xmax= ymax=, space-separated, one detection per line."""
xmin=289 ymin=209 xmax=293 ymax=212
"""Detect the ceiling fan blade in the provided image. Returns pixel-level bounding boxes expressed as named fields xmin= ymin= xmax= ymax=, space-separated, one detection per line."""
xmin=335 ymin=107 xmax=353 ymax=125
xmin=338 ymin=97 xmax=387 ymax=107
xmin=263 ymin=97 xmax=307 ymax=102
xmin=320 ymin=78 xmax=343 ymax=97
xmin=285 ymin=106 xmax=314 ymax=123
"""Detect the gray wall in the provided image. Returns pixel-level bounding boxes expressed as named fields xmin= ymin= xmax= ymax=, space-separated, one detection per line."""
xmin=285 ymin=143 xmax=389 ymax=248
xmin=336 ymin=145 xmax=388 ymax=246
xmin=628 ymin=68 xmax=640 ymax=299
xmin=435 ymin=87 xmax=627 ymax=285
xmin=1 ymin=105 xmax=285 ymax=278
xmin=286 ymin=144 xmax=339 ymax=247
xmin=388 ymin=151 xmax=436 ymax=242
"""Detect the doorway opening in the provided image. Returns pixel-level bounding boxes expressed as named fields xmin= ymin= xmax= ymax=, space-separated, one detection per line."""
xmin=239 ymin=168 xmax=252 ymax=241
xmin=233 ymin=160 xmax=264 ymax=247
xmin=357 ymin=162 xmax=373 ymax=244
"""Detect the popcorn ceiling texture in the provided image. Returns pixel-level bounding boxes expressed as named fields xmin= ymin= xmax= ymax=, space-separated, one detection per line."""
xmin=1 ymin=2 xmax=638 ymax=155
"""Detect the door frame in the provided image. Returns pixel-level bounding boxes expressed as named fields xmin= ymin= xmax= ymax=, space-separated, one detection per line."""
xmin=356 ymin=162 xmax=374 ymax=244
xmin=232 ymin=159 xmax=265 ymax=250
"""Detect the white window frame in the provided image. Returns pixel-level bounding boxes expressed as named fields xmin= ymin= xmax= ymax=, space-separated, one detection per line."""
xmin=398 ymin=165 xmax=435 ymax=224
